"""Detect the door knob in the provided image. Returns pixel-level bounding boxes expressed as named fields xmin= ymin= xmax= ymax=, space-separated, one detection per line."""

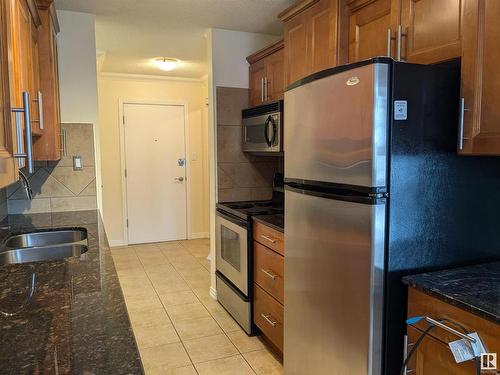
xmin=174 ymin=176 xmax=184 ymax=182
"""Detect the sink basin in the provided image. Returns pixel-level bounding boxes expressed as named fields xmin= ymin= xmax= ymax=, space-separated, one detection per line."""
xmin=4 ymin=229 xmax=87 ymax=249
xmin=0 ymin=229 xmax=89 ymax=265
xmin=0 ymin=244 xmax=88 ymax=265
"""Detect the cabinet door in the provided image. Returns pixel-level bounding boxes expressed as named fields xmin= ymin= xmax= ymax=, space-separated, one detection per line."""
xmin=265 ymin=48 xmax=285 ymax=102
xmin=407 ymin=326 xmax=476 ymax=375
xmin=30 ymin=20 xmax=42 ymax=135
xmin=459 ymin=0 xmax=500 ymax=155
xmin=400 ymin=0 xmax=462 ymax=64
xmin=284 ymin=10 xmax=309 ymax=86
xmin=249 ymin=59 xmax=266 ymax=106
xmin=309 ymin=0 xmax=338 ymax=74
xmin=343 ymin=0 xmax=396 ymax=63
xmin=0 ymin=0 xmax=19 ymax=188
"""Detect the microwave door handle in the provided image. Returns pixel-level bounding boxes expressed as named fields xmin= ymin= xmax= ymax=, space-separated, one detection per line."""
xmin=269 ymin=118 xmax=277 ymax=145
xmin=264 ymin=116 xmax=272 ymax=147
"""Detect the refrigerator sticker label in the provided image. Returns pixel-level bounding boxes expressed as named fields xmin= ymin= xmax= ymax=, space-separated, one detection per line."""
xmin=394 ymin=100 xmax=408 ymax=120
xmin=346 ymin=77 xmax=360 ymax=86
xmin=448 ymin=339 xmax=475 ymax=363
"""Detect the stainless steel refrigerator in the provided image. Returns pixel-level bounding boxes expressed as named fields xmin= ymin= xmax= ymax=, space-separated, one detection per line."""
xmin=284 ymin=58 xmax=500 ymax=375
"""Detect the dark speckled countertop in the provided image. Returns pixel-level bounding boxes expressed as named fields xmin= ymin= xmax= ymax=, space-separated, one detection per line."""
xmin=0 ymin=210 xmax=144 ymax=375
xmin=403 ymin=262 xmax=500 ymax=324
xmin=252 ymin=214 xmax=284 ymax=233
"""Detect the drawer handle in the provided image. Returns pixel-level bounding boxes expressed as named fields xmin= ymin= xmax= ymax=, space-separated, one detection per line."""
xmin=260 ymin=268 xmax=277 ymax=280
xmin=261 ymin=313 xmax=277 ymax=327
xmin=261 ymin=234 xmax=276 ymax=244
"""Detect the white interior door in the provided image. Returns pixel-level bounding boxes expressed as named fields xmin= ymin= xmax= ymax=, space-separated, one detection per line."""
xmin=124 ymin=103 xmax=187 ymax=244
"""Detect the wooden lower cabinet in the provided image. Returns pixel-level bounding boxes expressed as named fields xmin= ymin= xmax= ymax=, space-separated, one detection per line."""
xmin=253 ymin=221 xmax=284 ymax=256
xmin=254 ymin=241 xmax=284 ymax=304
xmin=407 ymin=288 xmax=500 ymax=374
xmin=253 ymin=283 xmax=284 ymax=352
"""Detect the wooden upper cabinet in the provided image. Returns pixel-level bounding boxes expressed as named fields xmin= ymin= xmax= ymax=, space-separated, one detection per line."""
xmin=459 ymin=0 xmax=500 ymax=155
xmin=339 ymin=0 xmax=398 ymax=63
xmin=33 ymin=0 xmax=61 ymax=161
xmin=399 ymin=0 xmax=463 ymax=64
xmin=0 ymin=0 xmax=19 ymax=188
xmin=280 ymin=0 xmax=339 ymax=86
xmin=247 ymin=40 xmax=285 ymax=107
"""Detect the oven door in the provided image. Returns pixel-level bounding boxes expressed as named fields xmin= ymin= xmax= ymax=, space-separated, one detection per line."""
xmin=215 ymin=211 xmax=249 ymax=296
xmin=243 ymin=113 xmax=281 ymax=153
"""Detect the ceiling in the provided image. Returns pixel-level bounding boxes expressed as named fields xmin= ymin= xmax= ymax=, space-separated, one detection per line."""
xmin=55 ymin=0 xmax=294 ymax=79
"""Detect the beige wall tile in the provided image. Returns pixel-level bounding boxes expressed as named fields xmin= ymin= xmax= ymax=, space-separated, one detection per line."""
xmin=216 ymin=125 xmax=250 ymax=163
xmin=50 ymin=196 xmax=97 ymax=212
xmin=7 ymin=198 xmax=51 ymax=214
xmin=183 ymin=334 xmax=238 ymax=363
xmin=57 ymin=123 xmax=96 ymax=167
xmin=195 ymin=355 xmax=255 ymax=375
xmin=9 ymin=168 xmax=73 ymax=199
xmin=218 ymin=188 xmax=253 ymax=203
xmin=51 ymin=167 xmax=96 ymax=195
xmin=216 ymin=87 xmax=249 ymax=126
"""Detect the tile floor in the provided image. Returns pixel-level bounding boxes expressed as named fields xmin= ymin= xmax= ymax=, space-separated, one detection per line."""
xmin=111 ymin=239 xmax=283 ymax=375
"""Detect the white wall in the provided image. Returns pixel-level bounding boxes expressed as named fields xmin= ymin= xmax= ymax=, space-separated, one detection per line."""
xmin=211 ymin=28 xmax=280 ymax=88
xmin=98 ymin=75 xmax=209 ymax=245
xmin=207 ymin=28 xmax=281 ymax=298
xmin=56 ymin=10 xmax=102 ymax=212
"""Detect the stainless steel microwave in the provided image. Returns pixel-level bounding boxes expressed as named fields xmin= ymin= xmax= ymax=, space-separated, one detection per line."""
xmin=242 ymin=100 xmax=283 ymax=153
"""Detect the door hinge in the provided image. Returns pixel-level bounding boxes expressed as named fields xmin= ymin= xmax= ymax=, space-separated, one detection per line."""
xmin=123 ymin=115 xmax=125 ymax=125
xmin=124 ymin=168 xmax=127 ymax=178
xmin=126 ymin=219 xmax=129 ymax=227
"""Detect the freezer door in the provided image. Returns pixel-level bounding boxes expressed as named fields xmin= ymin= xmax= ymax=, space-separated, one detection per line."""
xmin=284 ymin=187 xmax=386 ymax=375
xmin=285 ymin=63 xmax=389 ymax=189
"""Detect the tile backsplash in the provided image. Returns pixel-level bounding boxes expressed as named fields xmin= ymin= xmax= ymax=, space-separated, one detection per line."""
xmin=6 ymin=123 xmax=97 ymax=214
xmin=216 ymin=86 xmax=283 ymax=202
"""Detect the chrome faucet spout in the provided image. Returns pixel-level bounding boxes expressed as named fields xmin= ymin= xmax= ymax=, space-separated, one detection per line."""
xmin=18 ymin=171 xmax=33 ymax=201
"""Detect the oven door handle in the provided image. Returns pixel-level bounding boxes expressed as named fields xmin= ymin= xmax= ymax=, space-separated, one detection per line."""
xmin=216 ymin=210 xmax=248 ymax=227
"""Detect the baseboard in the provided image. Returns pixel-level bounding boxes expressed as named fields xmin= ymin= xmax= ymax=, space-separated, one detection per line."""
xmin=189 ymin=232 xmax=209 ymax=239
xmin=109 ymin=240 xmax=127 ymax=247
xmin=209 ymin=286 xmax=218 ymax=300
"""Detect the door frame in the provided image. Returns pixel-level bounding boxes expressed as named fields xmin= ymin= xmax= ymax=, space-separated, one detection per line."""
xmin=118 ymin=99 xmax=192 ymax=245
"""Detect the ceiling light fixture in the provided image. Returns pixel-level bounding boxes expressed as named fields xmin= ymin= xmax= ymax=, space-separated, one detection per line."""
xmin=153 ymin=57 xmax=179 ymax=71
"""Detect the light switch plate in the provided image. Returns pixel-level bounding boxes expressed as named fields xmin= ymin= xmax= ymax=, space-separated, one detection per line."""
xmin=73 ymin=156 xmax=83 ymax=171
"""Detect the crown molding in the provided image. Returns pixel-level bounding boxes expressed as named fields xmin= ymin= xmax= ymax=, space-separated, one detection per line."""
xmin=98 ymin=72 xmax=207 ymax=83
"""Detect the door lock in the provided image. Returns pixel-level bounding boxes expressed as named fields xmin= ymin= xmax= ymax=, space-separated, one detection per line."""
xmin=177 ymin=158 xmax=186 ymax=167
xmin=174 ymin=176 xmax=184 ymax=182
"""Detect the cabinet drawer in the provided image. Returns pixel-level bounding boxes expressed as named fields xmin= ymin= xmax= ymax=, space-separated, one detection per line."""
xmin=254 ymin=283 xmax=283 ymax=352
xmin=407 ymin=288 xmax=500 ymax=355
xmin=253 ymin=222 xmax=284 ymax=256
xmin=254 ymin=241 xmax=284 ymax=304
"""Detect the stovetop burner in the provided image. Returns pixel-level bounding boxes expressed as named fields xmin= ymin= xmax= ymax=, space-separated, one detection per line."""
xmin=217 ymin=199 xmax=283 ymax=221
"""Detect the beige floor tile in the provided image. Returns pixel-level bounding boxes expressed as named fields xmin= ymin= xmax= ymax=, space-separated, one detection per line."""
xmin=173 ymin=316 xmax=223 ymax=340
xmin=120 ymin=281 xmax=157 ymax=299
xmin=125 ymin=295 xmax=163 ymax=312
xmin=183 ymin=334 xmax=238 ymax=363
xmin=212 ymin=309 xmax=242 ymax=333
xmin=152 ymin=278 xmax=191 ymax=294
xmin=129 ymin=306 xmax=171 ymax=327
xmin=148 ymin=365 xmax=197 ymax=375
xmin=140 ymin=342 xmax=191 ymax=374
xmin=227 ymin=330 xmax=265 ymax=353
xmin=243 ymin=350 xmax=283 ymax=375
xmin=116 ymin=267 xmax=148 ymax=279
xmin=195 ymin=355 xmax=255 ymax=375
xmin=166 ymin=303 xmax=210 ymax=322
xmin=133 ymin=323 xmax=179 ymax=348
xmin=113 ymin=258 xmax=144 ymax=271
xmin=159 ymin=291 xmax=199 ymax=307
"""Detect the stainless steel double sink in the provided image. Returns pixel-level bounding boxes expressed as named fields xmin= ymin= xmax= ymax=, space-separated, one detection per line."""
xmin=0 ymin=229 xmax=89 ymax=265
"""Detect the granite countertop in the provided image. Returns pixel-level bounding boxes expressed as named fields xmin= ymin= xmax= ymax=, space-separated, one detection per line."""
xmin=402 ymin=262 xmax=500 ymax=324
xmin=253 ymin=214 xmax=284 ymax=233
xmin=0 ymin=210 xmax=143 ymax=375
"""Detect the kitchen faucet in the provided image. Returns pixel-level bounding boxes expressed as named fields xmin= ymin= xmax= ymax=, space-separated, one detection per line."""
xmin=18 ymin=170 xmax=33 ymax=200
